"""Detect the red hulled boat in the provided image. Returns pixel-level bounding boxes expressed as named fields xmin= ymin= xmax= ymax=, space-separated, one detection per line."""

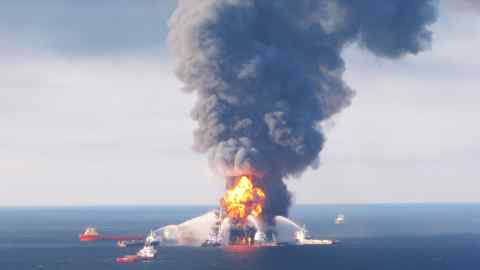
xmin=116 ymin=255 xmax=140 ymax=264
xmin=79 ymin=226 xmax=103 ymax=241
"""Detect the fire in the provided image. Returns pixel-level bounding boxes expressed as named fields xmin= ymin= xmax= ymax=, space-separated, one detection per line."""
xmin=221 ymin=175 xmax=266 ymax=221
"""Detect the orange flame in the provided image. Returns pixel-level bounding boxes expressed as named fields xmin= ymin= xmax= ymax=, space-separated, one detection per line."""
xmin=221 ymin=175 xmax=266 ymax=221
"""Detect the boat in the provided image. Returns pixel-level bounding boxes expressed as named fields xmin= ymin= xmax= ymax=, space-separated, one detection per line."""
xmin=79 ymin=226 xmax=145 ymax=242
xmin=117 ymin=239 xmax=144 ymax=248
xmin=300 ymin=239 xmax=338 ymax=245
xmin=137 ymin=244 xmax=157 ymax=260
xmin=295 ymin=225 xmax=337 ymax=246
xmin=79 ymin=226 xmax=102 ymax=241
xmin=201 ymin=231 xmax=222 ymax=247
xmin=253 ymin=231 xmax=267 ymax=245
xmin=137 ymin=232 xmax=158 ymax=260
xmin=335 ymin=214 xmax=345 ymax=225
xmin=116 ymin=255 xmax=140 ymax=264
xmin=202 ymin=210 xmax=224 ymax=247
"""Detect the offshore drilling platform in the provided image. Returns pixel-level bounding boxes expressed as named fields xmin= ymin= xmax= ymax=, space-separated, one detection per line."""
xmin=200 ymin=175 xmax=279 ymax=247
xmin=80 ymin=173 xmax=336 ymax=251
xmin=197 ymin=175 xmax=335 ymax=247
xmin=201 ymin=208 xmax=273 ymax=247
xmin=148 ymin=175 xmax=336 ymax=248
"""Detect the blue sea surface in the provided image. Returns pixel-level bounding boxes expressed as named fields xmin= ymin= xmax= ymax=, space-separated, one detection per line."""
xmin=1 ymin=204 xmax=480 ymax=270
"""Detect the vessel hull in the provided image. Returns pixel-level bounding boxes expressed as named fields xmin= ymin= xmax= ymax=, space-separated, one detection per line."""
xmin=79 ymin=235 xmax=102 ymax=241
xmin=116 ymin=255 xmax=140 ymax=264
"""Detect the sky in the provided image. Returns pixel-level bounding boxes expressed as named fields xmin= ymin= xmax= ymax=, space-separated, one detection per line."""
xmin=0 ymin=0 xmax=479 ymax=206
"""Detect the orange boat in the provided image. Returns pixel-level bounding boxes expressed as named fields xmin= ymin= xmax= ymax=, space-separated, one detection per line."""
xmin=79 ymin=226 xmax=145 ymax=242
xmin=79 ymin=226 xmax=103 ymax=241
xmin=116 ymin=255 xmax=140 ymax=264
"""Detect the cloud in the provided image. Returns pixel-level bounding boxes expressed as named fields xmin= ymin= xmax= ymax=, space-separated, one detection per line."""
xmin=0 ymin=0 xmax=177 ymax=56
xmin=0 ymin=55 xmax=220 ymax=206
xmin=443 ymin=0 xmax=480 ymax=13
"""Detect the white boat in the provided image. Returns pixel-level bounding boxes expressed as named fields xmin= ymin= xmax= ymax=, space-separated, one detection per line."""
xmin=137 ymin=232 xmax=158 ymax=260
xmin=137 ymin=244 xmax=157 ymax=260
xmin=201 ymin=231 xmax=222 ymax=247
xmin=301 ymin=238 xmax=337 ymax=245
xmin=254 ymin=231 xmax=267 ymax=244
xmin=295 ymin=225 xmax=337 ymax=246
xmin=335 ymin=214 xmax=345 ymax=224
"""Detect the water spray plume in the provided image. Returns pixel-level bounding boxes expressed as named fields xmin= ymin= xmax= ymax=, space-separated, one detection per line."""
xmin=168 ymin=0 xmax=438 ymax=221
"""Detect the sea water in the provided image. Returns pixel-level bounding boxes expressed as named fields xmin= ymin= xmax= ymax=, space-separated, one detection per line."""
xmin=1 ymin=204 xmax=480 ymax=270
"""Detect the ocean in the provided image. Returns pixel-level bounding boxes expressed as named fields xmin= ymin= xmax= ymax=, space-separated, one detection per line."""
xmin=1 ymin=204 xmax=480 ymax=270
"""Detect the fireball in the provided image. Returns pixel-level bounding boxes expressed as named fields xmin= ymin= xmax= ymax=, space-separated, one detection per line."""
xmin=221 ymin=175 xmax=266 ymax=221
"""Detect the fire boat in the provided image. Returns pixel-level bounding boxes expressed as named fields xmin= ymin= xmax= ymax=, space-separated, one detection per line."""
xmin=116 ymin=231 xmax=158 ymax=264
xmin=136 ymin=242 xmax=157 ymax=260
xmin=295 ymin=225 xmax=338 ymax=245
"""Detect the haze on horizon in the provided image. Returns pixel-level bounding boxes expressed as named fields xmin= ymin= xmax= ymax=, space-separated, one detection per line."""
xmin=1 ymin=0 xmax=479 ymax=206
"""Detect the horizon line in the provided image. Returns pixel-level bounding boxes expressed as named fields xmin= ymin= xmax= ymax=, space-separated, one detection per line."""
xmin=2 ymin=202 xmax=480 ymax=209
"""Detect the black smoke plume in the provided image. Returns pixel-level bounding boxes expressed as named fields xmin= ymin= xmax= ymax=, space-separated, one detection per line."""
xmin=168 ymin=0 xmax=437 ymax=221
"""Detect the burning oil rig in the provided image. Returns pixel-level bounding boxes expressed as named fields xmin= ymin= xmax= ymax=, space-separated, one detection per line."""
xmin=202 ymin=175 xmax=283 ymax=247
xmin=152 ymin=174 xmax=337 ymax=247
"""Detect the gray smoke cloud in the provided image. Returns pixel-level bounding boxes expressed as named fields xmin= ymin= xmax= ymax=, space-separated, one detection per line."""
xmin=168 ymin=0 xmax=437 ymax=221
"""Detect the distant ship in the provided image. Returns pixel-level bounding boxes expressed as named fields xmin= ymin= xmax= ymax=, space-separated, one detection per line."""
xmin=79 ymin=226 xmax=144 ymax=242
xmin=335 ymin=214 xmax=345 ymax=225
xmin=79 ymin=226 xmax=102 ymax=241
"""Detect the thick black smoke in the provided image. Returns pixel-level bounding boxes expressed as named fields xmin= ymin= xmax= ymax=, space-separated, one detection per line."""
xmin=168 ymin=0 xmax=437 ymax=221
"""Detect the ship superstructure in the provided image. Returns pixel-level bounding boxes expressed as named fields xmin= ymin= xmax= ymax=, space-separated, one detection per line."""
xmin=137 ymin=235 xmax=158 ymax=260
xmin=137 ymin=244 xmax=157 ymax=260
xmin=202 ymin=209 xmax=223 ymax=247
